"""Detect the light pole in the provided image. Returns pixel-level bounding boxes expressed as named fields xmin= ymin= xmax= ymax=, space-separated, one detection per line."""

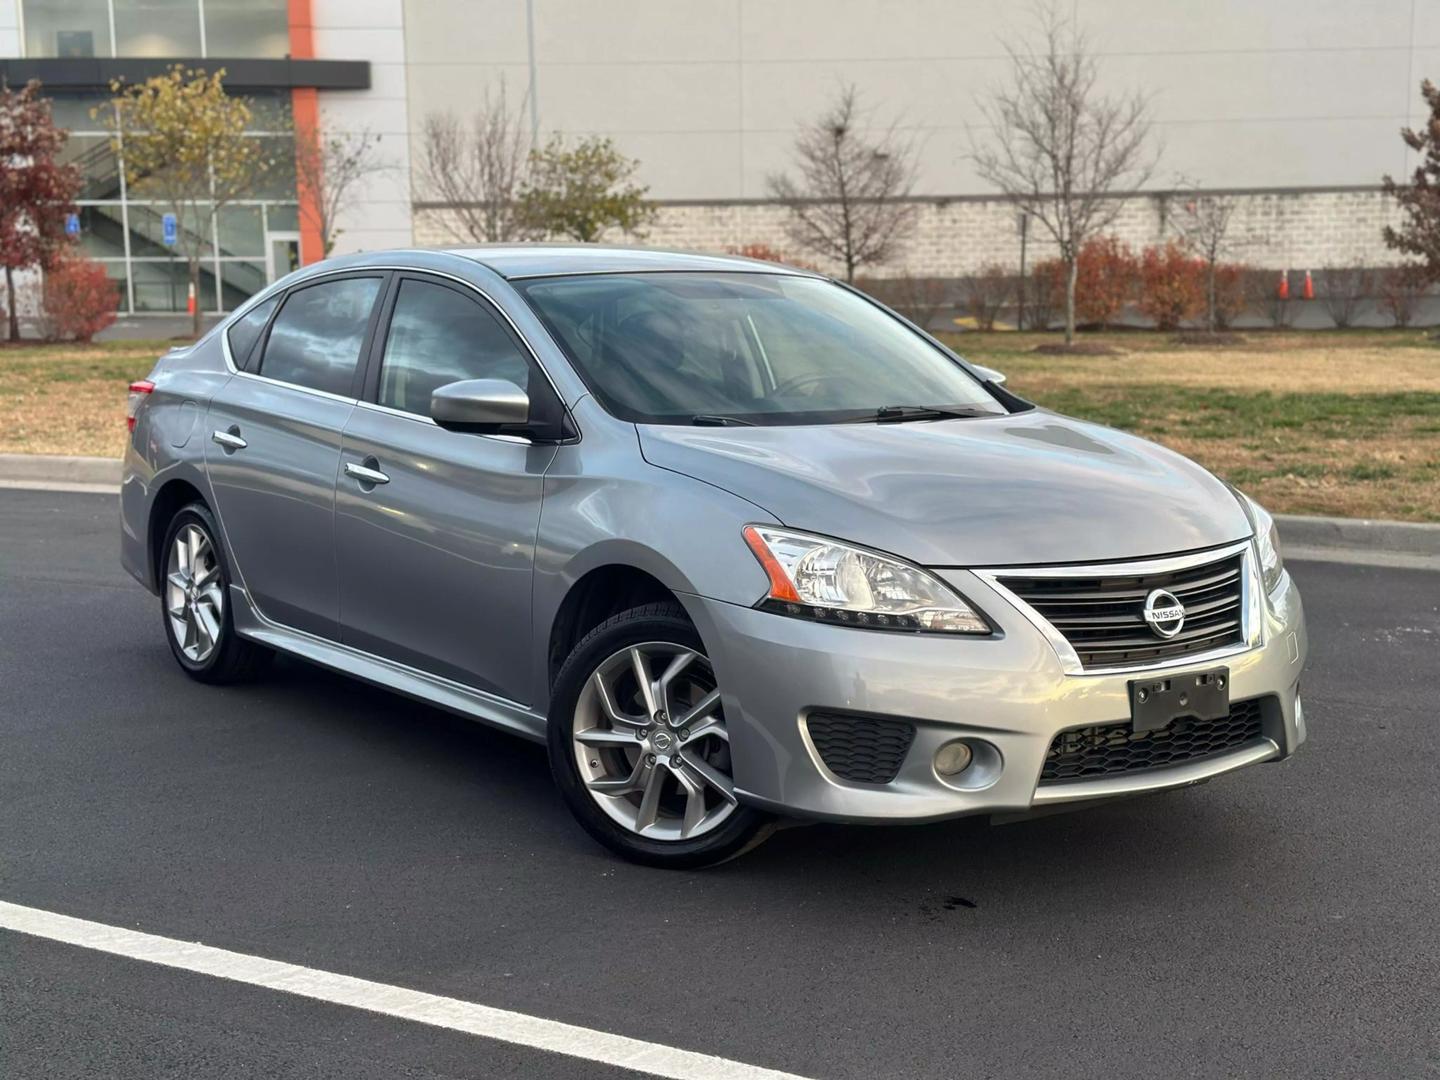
xmin=1016 ymin=208 xmax=1030 ymax=331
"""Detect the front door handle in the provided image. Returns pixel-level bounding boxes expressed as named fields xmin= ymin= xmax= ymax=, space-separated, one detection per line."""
xmin=211 ymin=427 xmax=247 ymax=451
xmin=345 ymin=460 xmax=390 ymax=486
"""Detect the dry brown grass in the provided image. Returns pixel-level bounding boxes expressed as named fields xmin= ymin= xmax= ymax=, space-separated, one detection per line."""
xmin=3 ymin=331 xmax=1439 ymax=520
xmin=0 ymin=340 xmax=167 ymax=458
xmin=954 ymin=330 xmax=1440 ymax=521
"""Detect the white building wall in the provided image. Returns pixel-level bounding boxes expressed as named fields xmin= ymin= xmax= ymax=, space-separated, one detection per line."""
xmin=417 ymin=188 xmax=1403 ymax=279
xmin=402 ymin=0 xmax=1434 ymax=203
xmin=312 ymin=0 xmax=413 ymax=253
xmin=0 ymin=0 xmax=19 ymax=57
xmin=399 ymin=0 xmax=1432 ymax=272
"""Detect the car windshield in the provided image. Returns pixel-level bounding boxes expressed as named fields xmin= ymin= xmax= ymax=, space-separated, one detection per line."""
xmin=515 ymin=272 xmax=1004 ymax=425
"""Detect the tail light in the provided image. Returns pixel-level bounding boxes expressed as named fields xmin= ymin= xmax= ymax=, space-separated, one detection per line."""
xmin=127 ymin=380 xmax=154 ymax=432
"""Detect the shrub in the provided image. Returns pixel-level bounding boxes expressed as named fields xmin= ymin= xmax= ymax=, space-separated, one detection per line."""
xmin=1319 ymin=262 xmax=1375 ymax=328
xmin=40 ymin=257 xmax=119 ymax=342
xmin=1027 ymin=258 xmax=1064 ymax=330
xmin=891 ymin=273 xmax=949 ymax=330
xmin=1378 ymin=265 xmax=1428 ymax=327
xmin=727 ymin=242 xmax=819 ymax=274
xmin=1137 ymin=241 xmax=1205 ymax=330
xmin=964 ymin=263 xmax=1011 ymax=331
xmin=1211 ymin=263 xmax=1248 ymax=329
xmin=1074 ymin=235 xmax=1139 ymax=328
xmin=1244 ymin=270 xmax=1294 ymax=328
xmin=727 ymin=242 xmax=787 ymax=264
xmin=853 ymin=273 xmax=950 ymax=330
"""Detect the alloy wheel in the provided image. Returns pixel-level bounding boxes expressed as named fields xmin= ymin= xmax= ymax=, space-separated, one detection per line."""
xmin=572 ymin=642 xmax=738 ymax=841
xmin=165 ymin=523 xmax=225 ymax=663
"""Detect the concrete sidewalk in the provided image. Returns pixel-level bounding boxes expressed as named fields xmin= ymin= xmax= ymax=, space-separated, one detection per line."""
xmin=2 ymin=452 xmax=1438 ymax=569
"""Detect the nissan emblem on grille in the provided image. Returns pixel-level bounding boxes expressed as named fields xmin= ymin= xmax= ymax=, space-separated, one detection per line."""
xmin=1142 ymin=588 xmax=1187 ymax=639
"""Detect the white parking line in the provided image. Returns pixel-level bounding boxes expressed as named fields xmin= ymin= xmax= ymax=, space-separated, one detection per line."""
xmin=0 ymin=900 xmax=812 ymax=1080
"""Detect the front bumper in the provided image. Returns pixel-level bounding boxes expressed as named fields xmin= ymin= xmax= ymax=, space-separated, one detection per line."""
xmin=684 ymin=565 xmax=1307 ymax=824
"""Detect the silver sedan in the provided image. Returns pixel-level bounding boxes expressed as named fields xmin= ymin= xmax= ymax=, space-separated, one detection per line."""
xmin=121 ymin=246 xmax=1307 ymax=867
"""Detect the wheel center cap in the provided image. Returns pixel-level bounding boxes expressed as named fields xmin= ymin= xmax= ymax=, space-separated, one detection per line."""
xmin=650 ymin=730 xmax=673 ymax=752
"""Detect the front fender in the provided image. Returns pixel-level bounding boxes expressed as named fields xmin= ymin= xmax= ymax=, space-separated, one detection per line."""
xmin=529 ymin=398 xmax=780 ymax=712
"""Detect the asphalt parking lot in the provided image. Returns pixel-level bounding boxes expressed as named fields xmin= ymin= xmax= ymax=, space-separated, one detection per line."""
xmin=2 ymin=488 xmax=1438 ymax=1079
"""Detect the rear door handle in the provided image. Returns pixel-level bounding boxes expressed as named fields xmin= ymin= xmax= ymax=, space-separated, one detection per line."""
xmin=211 ymin=428 xmax=247 ymax=451
xmin=344 ymin=460 xmax=390 ymax=486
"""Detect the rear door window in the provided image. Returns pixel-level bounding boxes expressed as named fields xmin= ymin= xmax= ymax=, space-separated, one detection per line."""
xmin=258 ymin=276 xmax=383 ymax=396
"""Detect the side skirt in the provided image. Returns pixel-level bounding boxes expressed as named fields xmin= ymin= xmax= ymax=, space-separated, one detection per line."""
xmin=229 ymin=584 xmax=548 ymax=744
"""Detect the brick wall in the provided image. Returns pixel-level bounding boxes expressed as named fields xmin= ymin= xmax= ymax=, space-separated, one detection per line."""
xmin=414 ymin=187 xmax=1403 ymax=277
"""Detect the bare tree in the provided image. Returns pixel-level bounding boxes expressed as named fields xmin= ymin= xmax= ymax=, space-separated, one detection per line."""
xmin=1175 ymin=186 xmax=1238 ymax=332
xmin=294 ymin=124 xmax=389 ymax=256
xmin=971 ymin=5 xmax=1157 ymax=345
xmin=417 ymin=80 xmax=530 ymax=242
xmin=965 ymin=264 xmax=1013 ymax=331
xmin=768 ymin=84 xmax=919 ymax=283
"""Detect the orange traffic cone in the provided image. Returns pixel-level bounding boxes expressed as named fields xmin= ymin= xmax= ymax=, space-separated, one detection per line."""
xmin=1277 ymin=271 xmax=1290 ymax=300
xmin=1302 ymin=270 xmax=1314 ymax=300
xmin=186 ymin=281 xmax=196 ymax=316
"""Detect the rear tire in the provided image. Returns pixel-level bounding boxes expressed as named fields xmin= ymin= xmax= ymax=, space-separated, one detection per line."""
xmin=547 ymin=602 xmax=773 ymax=868
xmin=159 ymin=503 xmax=271 ymax=684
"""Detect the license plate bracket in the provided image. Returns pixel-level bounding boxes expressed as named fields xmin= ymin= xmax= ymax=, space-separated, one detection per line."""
xmin=1128 ymin=668 xmax=1229 ymax=734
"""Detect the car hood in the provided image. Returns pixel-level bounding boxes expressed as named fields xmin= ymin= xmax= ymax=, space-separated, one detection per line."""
xmin=637 ymin=410 xmax=1252 ymax=567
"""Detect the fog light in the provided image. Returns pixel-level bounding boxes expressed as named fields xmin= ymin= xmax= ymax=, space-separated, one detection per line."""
xmin=934 ymin=741 xmax=974 ymax=776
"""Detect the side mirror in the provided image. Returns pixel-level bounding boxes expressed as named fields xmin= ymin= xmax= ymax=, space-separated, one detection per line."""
xmin=431 ymin=379 xmax=530 ymax=434
xmin=969 ymin=363 xmax=1007 ymax=386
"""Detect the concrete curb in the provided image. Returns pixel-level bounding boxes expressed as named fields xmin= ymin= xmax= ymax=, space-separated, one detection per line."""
xmin=1275 ymin=513 xmax=1440 ymax=556
xmin=1 ymin=455 xmax=1437 ymax=563
xmin=0 ymin=453 xmax=121 ymax=486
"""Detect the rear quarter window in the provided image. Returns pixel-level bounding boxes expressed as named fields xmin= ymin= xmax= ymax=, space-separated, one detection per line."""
xmin=225 ymin=296 xmax=278 ymax=371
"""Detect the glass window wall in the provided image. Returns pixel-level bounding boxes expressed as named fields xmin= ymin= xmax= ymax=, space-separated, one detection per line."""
xmin=111 ymin=0 xmax=202 ymax=56
xmin=22 ymin=4 xmax=303 ymax=315
xmin=23 ymin=0 xmax=288 ymax=58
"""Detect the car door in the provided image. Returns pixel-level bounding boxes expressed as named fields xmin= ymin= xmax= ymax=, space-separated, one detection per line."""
xmin=205 ymin=273 xmax=386 ymax=639
xmin=333 ymin=273 xmax=561 ymax=703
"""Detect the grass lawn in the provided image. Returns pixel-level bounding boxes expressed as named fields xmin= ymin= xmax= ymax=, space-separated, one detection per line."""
xmin=0 ymin=339 xmax=173 ymax=459
xmin=3 ymin=329 xmax=1438 ymax=521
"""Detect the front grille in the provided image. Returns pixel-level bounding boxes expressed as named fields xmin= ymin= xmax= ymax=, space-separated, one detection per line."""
xmin=806 ymin=713 xmax=915 ymax=784
xmin=998 ymin=551 xmax=1246 ymax=670
xmin=1039 ymin=698 xmax=1267 ymax=784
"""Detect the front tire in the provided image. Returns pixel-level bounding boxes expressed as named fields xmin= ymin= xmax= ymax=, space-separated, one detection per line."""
xmin=547 ymin=602 xmax=773 ymax=868
xmin=159 ymin=503 xmax=271 ymax=684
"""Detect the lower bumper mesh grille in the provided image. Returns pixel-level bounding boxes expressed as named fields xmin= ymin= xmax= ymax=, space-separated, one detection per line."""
xmin=1039 ymin=698 xmax=1267 ymax=784
xmin=806 ymin=713 xmax=915 ymax=784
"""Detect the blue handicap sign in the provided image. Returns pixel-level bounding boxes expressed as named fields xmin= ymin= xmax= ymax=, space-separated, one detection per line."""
xmin=162 ymin=213 xmax=178 ymax=246
xmin=65 ymin=212 xmax=80 ymax=237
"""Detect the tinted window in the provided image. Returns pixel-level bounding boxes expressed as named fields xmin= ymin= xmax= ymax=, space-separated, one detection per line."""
xmin=377 ymin=279 xmax=531 ymax=417
xmin=516 ymin=273 xmax=1002 ymax=425
xmin=225 ymin=295 xmax=278 ymax=370
xmin=259 ymin=277 xmax=382 ymax=396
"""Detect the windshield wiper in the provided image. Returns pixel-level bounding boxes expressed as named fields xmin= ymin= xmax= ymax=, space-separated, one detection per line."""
xmin=843 ymin=405 xmax=995 ymax=424
xmin=691 ymin=414 xmax=757 ymax=427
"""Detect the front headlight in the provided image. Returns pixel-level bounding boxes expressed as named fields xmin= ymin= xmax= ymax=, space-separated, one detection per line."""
xmin=742 ymin=525 xmax=991 ymax=633
xmin=1239 ymin=492 xmax=1285 ymax=595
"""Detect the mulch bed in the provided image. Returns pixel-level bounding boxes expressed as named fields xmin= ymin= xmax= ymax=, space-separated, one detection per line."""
xmin=1030 ymin=342 xmax=1123 ymax=356
xmin=1171 ymin=331 xmax=1248 ymax=347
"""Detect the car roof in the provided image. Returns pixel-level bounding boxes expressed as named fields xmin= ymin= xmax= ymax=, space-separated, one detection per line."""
xmin=442 ymin=244 xmax=822 ymax=280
